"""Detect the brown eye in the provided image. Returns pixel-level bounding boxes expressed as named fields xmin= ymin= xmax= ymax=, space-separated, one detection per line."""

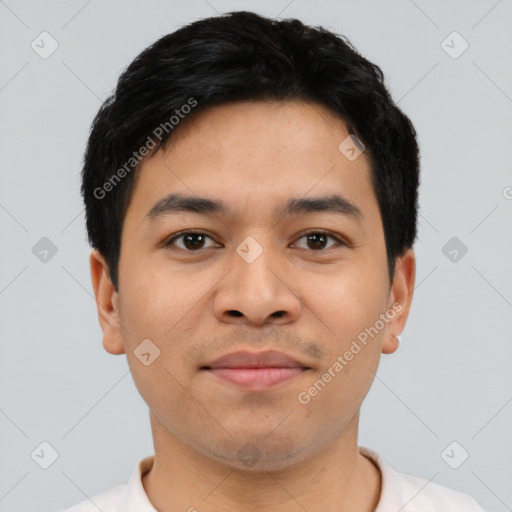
xmin=294 ymin=232 xmax=343 ymax=251
xmin=165 ymin=231 xmax=217 ymax=251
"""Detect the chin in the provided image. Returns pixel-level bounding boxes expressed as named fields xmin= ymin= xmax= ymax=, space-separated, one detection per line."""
xmin=200 ymin=435 xmax=313 ymax=472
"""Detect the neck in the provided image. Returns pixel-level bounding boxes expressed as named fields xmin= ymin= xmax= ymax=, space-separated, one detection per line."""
xmin=142 ymin=412 xmax=381 ymax=512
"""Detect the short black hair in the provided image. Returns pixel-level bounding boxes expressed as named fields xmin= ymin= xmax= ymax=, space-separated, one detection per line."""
xmin=81 ymin=10 xmax=420 ymax=292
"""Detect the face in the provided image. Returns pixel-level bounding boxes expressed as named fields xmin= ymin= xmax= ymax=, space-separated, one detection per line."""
xmin=91 ymin=100 xmax=415 ymax=471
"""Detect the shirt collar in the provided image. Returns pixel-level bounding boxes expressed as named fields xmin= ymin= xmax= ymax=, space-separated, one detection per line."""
xmin=124 ymin=455 xmax=158 ymax=511
xmin=359 ymin=445 xmax=403 ymax=510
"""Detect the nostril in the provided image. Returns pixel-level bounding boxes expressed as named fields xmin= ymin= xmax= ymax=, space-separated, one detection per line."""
xmin=272 ymin=311 xmax=285 ymax=318
xmin=228 ymin=310 xmax=243 ymax=317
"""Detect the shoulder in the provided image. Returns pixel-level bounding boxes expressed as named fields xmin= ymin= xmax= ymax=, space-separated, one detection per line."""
xmin=57 ymin=484 xmax=126 ymax=512
xmin=359 ymin=446 xmax=487 ymax=511
xmin=57 ymin=455 xmax=156 ymax=512
xmin=393 ymin=471 xmax=486 ymax=510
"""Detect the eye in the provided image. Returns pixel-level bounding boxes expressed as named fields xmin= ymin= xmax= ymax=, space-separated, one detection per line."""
xmin=164 ymin=230 xmax=218 ymax=251
xmin=293 ymin=231 xmax=344 ymax=251
xmin=163 ymin=230 xmax=346 ymax=252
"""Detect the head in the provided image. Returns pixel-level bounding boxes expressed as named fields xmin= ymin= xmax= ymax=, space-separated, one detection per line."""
xmin=85 ymin=11 xmax=418 ymax=470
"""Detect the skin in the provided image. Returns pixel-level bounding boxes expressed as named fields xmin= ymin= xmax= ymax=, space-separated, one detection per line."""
xmin=90 ymin=100 xmax=415 ymax=512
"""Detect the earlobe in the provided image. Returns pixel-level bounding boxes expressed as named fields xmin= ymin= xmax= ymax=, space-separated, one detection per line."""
xmin=382 ymin=249 xmax=416 ymax=355
xmin=382 ymin=333 xmax=400 ymax=354
xmin=89 ymin=250 xmax=125 ymax=355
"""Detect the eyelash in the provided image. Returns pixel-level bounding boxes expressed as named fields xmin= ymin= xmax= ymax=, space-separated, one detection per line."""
xmin=163 ymin=229 xmax=346 ymax=252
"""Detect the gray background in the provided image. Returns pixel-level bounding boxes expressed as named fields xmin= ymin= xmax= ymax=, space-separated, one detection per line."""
xmin=1 ymin=0 xmax=511 ymax=511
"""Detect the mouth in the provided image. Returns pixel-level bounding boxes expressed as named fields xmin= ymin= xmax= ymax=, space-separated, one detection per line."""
xmin=200 ymin=350 xmax=311 ymax=391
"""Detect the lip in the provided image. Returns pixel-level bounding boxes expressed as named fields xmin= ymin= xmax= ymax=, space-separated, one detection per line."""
xmin=202 ymin=350 xmax=309 ymax=370
xmin=201 ymin=350 xmax=310 ymax=391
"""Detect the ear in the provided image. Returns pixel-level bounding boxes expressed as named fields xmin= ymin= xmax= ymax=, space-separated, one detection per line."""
xmin=381 ymin=249 xmax=416 ymax=355
xmin=89 ymin=249 xmax=125 ymax=355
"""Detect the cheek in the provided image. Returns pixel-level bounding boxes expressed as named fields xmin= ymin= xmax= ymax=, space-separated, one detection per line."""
xmin=308 ymin=262 xmax=388 ymax=338
xmin=301 ymin=267 xmax=388 ymax=397
xmin=127 ymin=355 xmax=200 ymax=440
xmin=120 ymin=255 xmax=202 ymax=341
xmin=117 ymin=275 xmax=200 ymax=411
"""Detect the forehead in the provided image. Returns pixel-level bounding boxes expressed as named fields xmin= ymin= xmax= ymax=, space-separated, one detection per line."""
xmin=167 ymin=99 xmax=357 ymax=161
xmin=125 ymin=100 xmax=377 ymax=226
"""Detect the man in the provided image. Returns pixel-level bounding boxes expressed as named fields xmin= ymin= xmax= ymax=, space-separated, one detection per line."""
xmin=61 ymin=10 xmax=486 ymax=511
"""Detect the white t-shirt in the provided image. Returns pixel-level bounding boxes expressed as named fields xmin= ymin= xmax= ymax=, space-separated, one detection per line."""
xmin=59 ymin=446 xmax=486 ymax=511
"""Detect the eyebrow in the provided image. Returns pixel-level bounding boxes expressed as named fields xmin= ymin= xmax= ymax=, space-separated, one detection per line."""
xmin=145 ymin=193 xmax=363 ymax=222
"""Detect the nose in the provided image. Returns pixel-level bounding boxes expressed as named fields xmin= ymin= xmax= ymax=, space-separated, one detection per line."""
xmin=213 ymin=242 xmax=301 ymax=327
